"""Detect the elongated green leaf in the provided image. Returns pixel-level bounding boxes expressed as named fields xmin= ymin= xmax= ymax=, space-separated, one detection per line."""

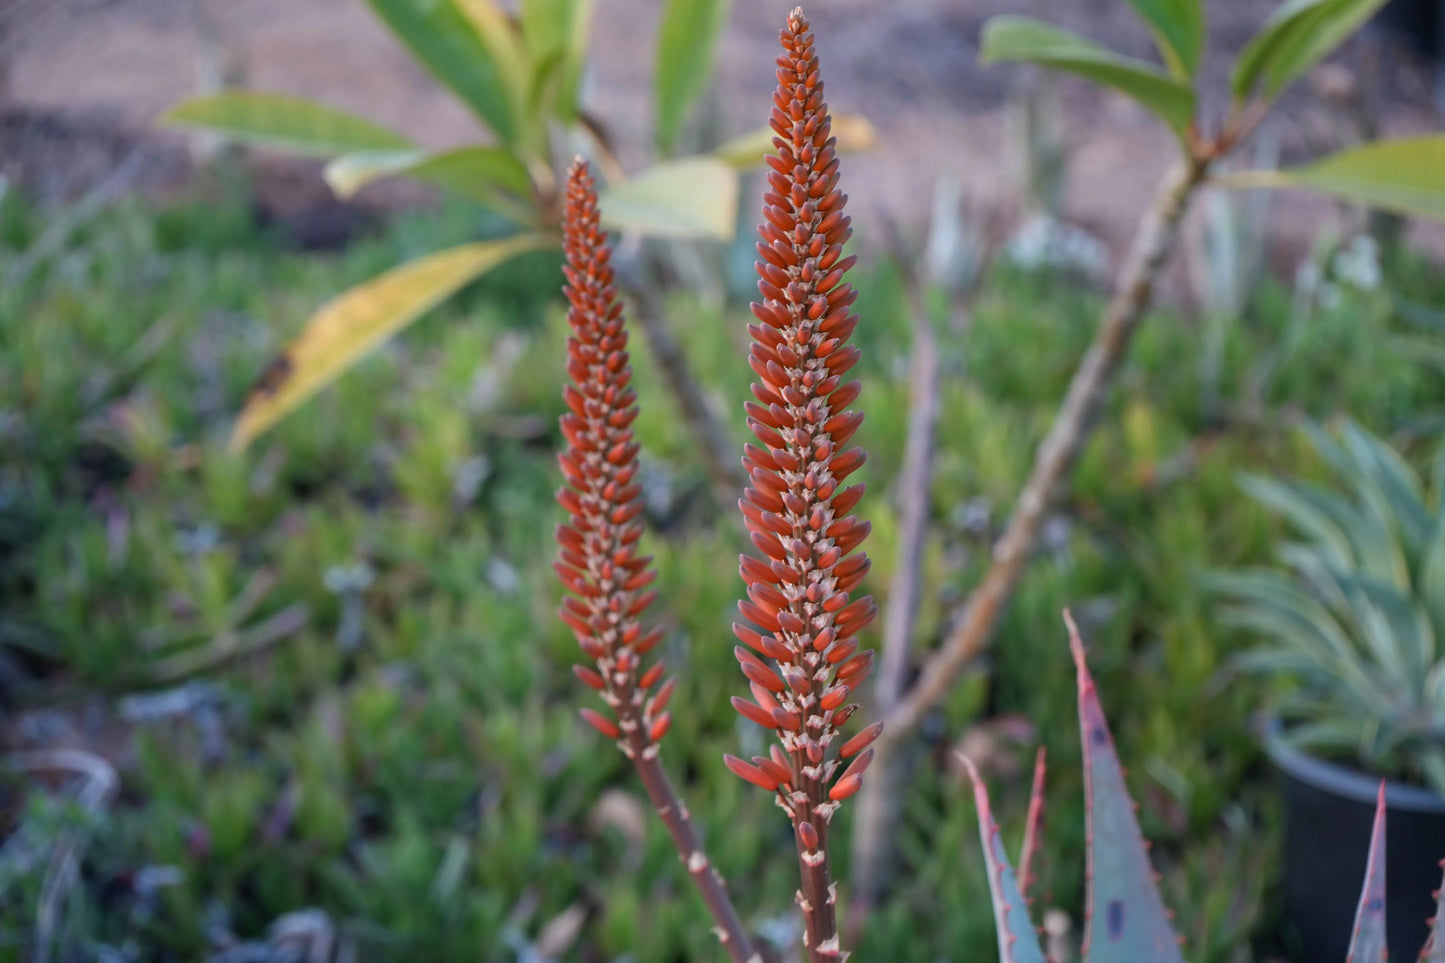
xmin=598 ymin=158 xmax=738 ymax=239
xmin=1345 ymin=784 xmax=1389 ymax=963
xmin=1067 ymin=614 xmax=1186 ymax=963
xmin=1218 ymin=137 xmax=1445 ymax=221
xmin=712 ymin=114 xmax=877 ymax=170
xmin=362 ymin=0 xmax=519 ymax=145
xmin=1124 ymin=0 xmax=1205 ymax=78
xmin=654 ymin=0 xmax=732 ymax=154
xmin=1231 ymin=0 xmax=1390 ymax=98
xmin=1421 ymin=519 xmax=1445 ymax=648
xmin=980 ymin=16 xmax=1195 ymax=138
xmin=520 ymin=0 xmax=593 ymax=120
xmin=959 ymin=755 xmax=1048 ymax=963
xmin=230 ymin=235 xmax=550 ymax=451
xmin=454 ymin=0 xmax=536 ymax=149
xmin=323 ymin=146 xmax=534 ymax=204
xmin=160 ymin=93 xmax=413 ymax=156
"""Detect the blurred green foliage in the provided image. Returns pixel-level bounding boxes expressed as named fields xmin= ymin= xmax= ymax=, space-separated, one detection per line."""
xmin=2 ymin=179 xmax=1443 ymax=961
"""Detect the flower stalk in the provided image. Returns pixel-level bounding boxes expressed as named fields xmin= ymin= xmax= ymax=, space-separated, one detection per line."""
xmin=726 ymin=10 xmax=881 ymax=960
xmin=554 ymin=158 xmax=756 ymax=963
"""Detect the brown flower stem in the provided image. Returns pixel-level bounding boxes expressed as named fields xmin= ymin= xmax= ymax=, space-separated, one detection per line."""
xmin=624 ymin=731 xmax=758 ymax=963
xmin=793 ymin=815 xmax=840 ymax=961
xmin=850 ymin=152 xmax=1211 ymax=911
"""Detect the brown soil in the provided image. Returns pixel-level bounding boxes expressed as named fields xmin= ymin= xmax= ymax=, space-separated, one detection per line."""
xmin=3 ymin=0 xmax=1442 ymax=281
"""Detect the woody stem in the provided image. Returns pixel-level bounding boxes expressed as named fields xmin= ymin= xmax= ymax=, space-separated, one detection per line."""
xmin=626 ymin=730 xmax=756 ymax=963
xmin=794 ymin=812 xmax=839 ymax=960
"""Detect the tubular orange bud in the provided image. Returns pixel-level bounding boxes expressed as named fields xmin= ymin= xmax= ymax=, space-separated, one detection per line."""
xmin=829 ymin=773 xmax=863 ymax=802
xmin=733 ymin=696 xmax=779 ymax=730
xmin=638 ymin=661 xmax=666 ymax=691
xmin=579 ymin=707 xmax=620 ymax=740
xmin=840 ymin=721 xmax=884 ymax=758
xmin=573 ymin=665 xmax=606 ymax=691
xmin=725 ymin=754 xmax=782 ymax=791
xmin=649 ymin=712 xmax=672 ymax=742
xmin=647 ymin=678 xmax=677 ymax=715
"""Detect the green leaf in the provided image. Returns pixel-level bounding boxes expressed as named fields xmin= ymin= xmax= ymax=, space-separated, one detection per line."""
xmin=712 ymin=114 xmax=877 ymax=170
xmin=1124 ymin=0 xmax=1206 ymax=78
xmin=959 ymin=756 xmax=1048 ymax=963
xmin=520 ymin=0 xmax=594 ymax=120
xmin=654 ymin=0 xmax=732 ymax=154
xmin=323 ymin=146 xmax=535 ymax=206
xmin=1344 ymin=787 xmax=1389 ymax=963
xmin=597 ymin=158 xmax=739 ymax=239
xmin=361 ymin=0 xmax=520 ymax=146
xmin=1217 ymin=137 xmax=1445 ymax=221
xmin=160 ymin=93 xmax=413 ymax=157
xmin=229 ymin=235 xmax=551 ymax=451
xmin=1230 ymin=0 xmax=1390 ymax=99
xmin=1068 ymin=617 xmax=1185 ymax=963
xmin=980 ymin=17 xmax=1196 ymax=138
xmin=453 ymin=0 xmax=536 ymax=148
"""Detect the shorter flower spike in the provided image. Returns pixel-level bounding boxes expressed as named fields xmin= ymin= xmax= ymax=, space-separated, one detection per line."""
xmin=552 ymin=158 xmax=757 ymax=963
xmin=554 ymin=158 xmax=671 ymax=751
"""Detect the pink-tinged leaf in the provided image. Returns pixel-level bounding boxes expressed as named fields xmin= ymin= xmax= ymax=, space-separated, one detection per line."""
xmin=1065 ymin=611 xmax=1185 ymax=963
xmin=1347 ymin=783 xmax=1389 ymax=963
xmin=961 ymin=754 xmax=1048 ymax=963
xmin=1420 ymin=858 xmax=1445 ymax=962
xmin=1017 ymin=746 xmax=1048 ymax=900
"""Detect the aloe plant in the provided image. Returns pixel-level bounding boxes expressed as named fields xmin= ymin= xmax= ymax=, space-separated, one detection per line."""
xmin=968 ymin=612 xmax=1445 ymax=963
xmin=1209 ymin=421 xmax=1445 ymax=794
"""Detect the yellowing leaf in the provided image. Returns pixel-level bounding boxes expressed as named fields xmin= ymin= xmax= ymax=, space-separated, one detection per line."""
xmin=161 ymin=92 xmax=413 ymax=156
xmin=597 ymin=158 xmax=738 ymax=240
xmin=230 ymin=235 xmax=551 ymax=451
xmin=713 ymin=114 xmax=877 ymax=170
xmin=1217 ymin=137 xmax=1445 ymax=221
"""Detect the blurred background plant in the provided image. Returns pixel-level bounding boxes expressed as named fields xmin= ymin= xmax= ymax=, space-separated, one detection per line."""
xmin=1211 ymin=421 xmax=1445 ymax=792
xmin=2 ymin=0 xmax=1445 ymax=960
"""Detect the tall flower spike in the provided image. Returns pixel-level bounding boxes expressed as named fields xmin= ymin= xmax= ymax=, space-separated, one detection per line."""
xmin=726 ymin=10 xmax=879 ymax=961
xmin=556 ymin=158 xmax=756 ymax=962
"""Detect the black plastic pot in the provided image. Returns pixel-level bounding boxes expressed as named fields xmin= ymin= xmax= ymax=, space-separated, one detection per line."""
xmin=1266 ymin=719 xmax=1445 ymax=961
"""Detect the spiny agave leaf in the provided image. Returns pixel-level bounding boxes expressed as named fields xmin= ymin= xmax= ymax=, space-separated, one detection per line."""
xmin=160 ymin=93 xmax=414 ymax=157
xmin=1064 ymin=611 xmax=1185 ymax=963
xmin=1346 ymin=782 xmax=1388 ymax=963
xmin=229 ymin=235 xmax=550 ymax=451
xmin=959 ymin=755 xmax=1048 ymax=963
xmin=980 ymin=16 xmax=1195 ymax=139
xmin=1419 ymin=858 xmax=1445 ymax=961
xmin=1017 ymin=746 xmax=1048 ymax=900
